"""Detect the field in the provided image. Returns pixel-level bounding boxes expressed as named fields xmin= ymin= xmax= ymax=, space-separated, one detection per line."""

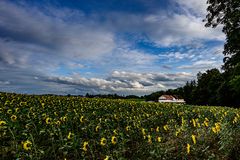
xmin=0 ymin=92 xmax=240 ymax=159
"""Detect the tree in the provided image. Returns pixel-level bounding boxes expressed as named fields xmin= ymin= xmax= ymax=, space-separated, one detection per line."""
xmin=192 ymin=69 xmax=223 ymax=105
xmin=204 ymin=0 xmax=240 ymax=107
xmin=205 ymin=0 xmax=240 ymax=71
xmin=182 ymin=81 xmax=197 ymax=104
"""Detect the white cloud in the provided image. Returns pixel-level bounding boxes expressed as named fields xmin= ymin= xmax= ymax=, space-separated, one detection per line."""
xmin=0 ymin=1 xmax=116 ymax=60
xmin=173 ymin=0 xmax=208 ymax=17
xmin=114 ymin=48 xmax=160 ymax=65
xmin=159 ymin=51 xmax=190 ymax=61
xmin=178 ymin=60 xmax=221 ymax=70
xmin=0 ymin=81 xmax=10 ymax=85
xmin=143 ymin=13 xmax=224 ymax=46
xmin=0 ymin=1 xmax=225 ymax=95
xmin=47 ymin=71 xmax=194 ymax=95
xmin=101 ymin=8 xmax=225 ymax=47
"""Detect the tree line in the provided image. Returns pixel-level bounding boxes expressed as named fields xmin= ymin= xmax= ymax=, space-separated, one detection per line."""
xmin=144 ymin=68 xmax=240 ymax=107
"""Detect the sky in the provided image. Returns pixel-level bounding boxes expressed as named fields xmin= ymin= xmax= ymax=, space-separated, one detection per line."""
xmin=0 ymin=0 xmax=225 ymax=95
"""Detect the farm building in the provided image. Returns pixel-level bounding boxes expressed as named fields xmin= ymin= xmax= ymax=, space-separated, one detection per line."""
xmin=158 ymin=95 xmax=185 ymax=103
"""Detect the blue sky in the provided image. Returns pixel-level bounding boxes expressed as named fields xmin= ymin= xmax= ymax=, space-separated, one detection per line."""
xmin=0 ymin=0 xmax=225 ymax=95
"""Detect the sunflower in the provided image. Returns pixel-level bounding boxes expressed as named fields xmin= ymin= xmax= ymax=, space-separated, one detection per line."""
xmin=45 ymin=117 xmax=51 ymax=124
xmin=111 ymin=136 xmax=117 ymax=145
xmin=55 ymin=120 xmax=61 ymax=126
xmin=0 ymin=120 xmax=6 ymax=126
xmin=100 ymin=137 xmax=107 ymax=146
xmin=163 ymin=125 xmax=169 ymax=131
xmin=7 ymin=109 xmax=12 ymax=114
xmin=212 ymin=123 xmax=221 ymax=133
xmin=191 ymin=135 xmax=196 ymax=144
xmin=215 ymin=123 xmax=221 ymax=132
xmin=187 ymin=143 xmax=190 ymax=154
xmin=11 ymin=115 xmax=17 ymax=122
xmin=95 ymin=125 xmax=100 ymax=132
xmin=175 ymin=129 xmax=181 ymax=137
xmin=181 ymin=117 xmax=185 ymax=126
xmin=113 ymin=129 xmax=118 ymax=135
xmin=63 ymin=116 xmax=67 ymax=122
xmin=67 ymin=132 xmax=74 ymax=139
xmin=80 ymin=116 xmax=84 ymax=123
xmin=147 ymin=135 xmax=152 ymax=144
xmin=82 ymin=141 xmax=88 ymax=151
xmin=141 ymin=128 xmax=146 ymax=135
xmin=233 ymin=116 xmax=238 ymax=124
xmin=157 ymin=136 xmax=161 ymax=142
xmin=114 ymin=114 xmax=118 ymax=120
xmin=42 ymin=113 xmax=47 ymax=118
xmin=203 ymin=118 xmax=209 ymax=127
xmin=192 ymin=119 xmax=196 ymax=127
xmin=22 ymin=140 xmax=32 ymax=151
xmin=104 ymin=155 xmax=110 ymax=160
xmin=15 ymin=108 xmax=19 ymax=113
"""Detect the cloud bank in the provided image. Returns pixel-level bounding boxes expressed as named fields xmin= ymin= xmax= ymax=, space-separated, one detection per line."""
xmin=0 ymin=0 xmax=225 ymax=95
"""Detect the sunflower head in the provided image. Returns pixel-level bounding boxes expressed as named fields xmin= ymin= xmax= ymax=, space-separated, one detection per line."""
xmin=100 ymin=137 xmax=107 ymax=146
xmin=55 ymin=120 xmax=61 ymax=126
xmin=15 ymin=108 xmax=19 ymax=112
xmin=187 ymin=143 xmax=190 ymax=154
xmin=111 ymin=136 xmax=117 ymax=145
xmin=104 ymin=155 xmax=110 ymax=160
xmin=141 ymin=128 xmax=146 ymax=135
xmin=11 ymin=115 xmax=17 ymax=122
xmin=22 ymin=140 xmax=32 ymax=151
xmin=42 ymin=113 xmax=47 ymax=118
xmin=45 ymin=117 xmax=51 ymax=124
xmin=67 ymin=132 xmax=74 ymax=139
xmin=0 ymin=120 xmax=6 ymax=126
xmin=147 ymin=135 xmax=152 ymax=144
xmin=163 ymin=125 xmax=169 ymax=131
xmin=7 ymin=109 xmax=12 ymax=114
xmin=80 ymin=116 xmax=84 ymax=123
xmin=61 ymin=116 xmax=67 ymax=122
xmin=82 ymin=141 xmax=88 ymax=151
xmin=95 ymin=125 xmax=100 ymax=132
xmin=191 ymin=134 xmax=196 ymax=144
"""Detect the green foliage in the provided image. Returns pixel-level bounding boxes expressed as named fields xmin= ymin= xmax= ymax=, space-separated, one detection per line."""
xmin=0 ymin=92 xmax=240 ymax=159
xmin=145 ymin=67 xmax=240 ymax=107
xmin=230 ymin=75 xmax=240 ymax=93
xmin=205 ymin=0 xmax=240 ymax=71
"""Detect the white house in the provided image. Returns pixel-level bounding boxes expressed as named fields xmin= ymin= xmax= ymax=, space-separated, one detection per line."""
xmin=158 ymin=95 xmax=185 ymax=103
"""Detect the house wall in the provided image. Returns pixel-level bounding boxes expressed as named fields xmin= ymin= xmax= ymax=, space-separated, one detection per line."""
xmin=158 ymin=99 xmax=185 ymax=103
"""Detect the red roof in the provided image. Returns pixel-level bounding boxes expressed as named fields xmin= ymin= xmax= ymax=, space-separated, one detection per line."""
xmin=159 ymin=95 xmax=175 ymax=100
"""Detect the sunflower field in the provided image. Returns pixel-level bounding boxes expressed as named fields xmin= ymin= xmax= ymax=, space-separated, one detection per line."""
xmin=0 ymin=92 xmax=240 ymax=159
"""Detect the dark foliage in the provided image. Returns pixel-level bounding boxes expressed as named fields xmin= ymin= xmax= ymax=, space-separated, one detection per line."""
xmin=144 ymin=68 xmax=240 ymax=108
